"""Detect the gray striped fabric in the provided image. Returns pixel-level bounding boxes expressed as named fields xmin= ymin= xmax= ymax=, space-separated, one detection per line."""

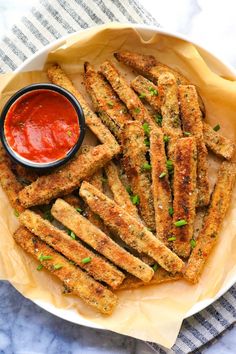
xmin=0 ymin=1 xmax=235 ymax=353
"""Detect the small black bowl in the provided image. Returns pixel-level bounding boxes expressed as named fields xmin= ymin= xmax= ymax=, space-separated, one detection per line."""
xmin=0 ymin=83 xmax=85 ymax=171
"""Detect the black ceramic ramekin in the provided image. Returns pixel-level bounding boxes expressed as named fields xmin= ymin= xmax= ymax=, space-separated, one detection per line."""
xmin=0 ymin=83 xmax=85 ymax=171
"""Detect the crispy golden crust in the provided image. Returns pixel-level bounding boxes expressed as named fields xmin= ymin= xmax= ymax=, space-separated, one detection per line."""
xmin=18 ymin=145 xmax=112 ymax=208
xmin=184 ymin=162 xmax=236 ymax=283
xmin=114 ymin=51 xmax=205 ymax=116
xmin=12 ymin=164 xmax=38 ymax=184
xmin=100 ymin=60 xmax=155 ymax=128
xmin=0 ymin=145 xmax=24 ymax=213
xmin=172 ymin=137 xmax=197 ymax=258
xmin=122 ymin=121 xmax=155 ymax=230
xmin=105 ymin=162 xmax=139 ymax=218
xmin=79 ymin=182 xmax=185 ymax=273
xmin=158 ymin=72 xmax=182 ymax=162
xmin=51 ymin=198 xmax=153 ymax=282
xmin=203 ymin=122 xmax=236 ymax=160
xmin=84 ymin=62 xmax=131 ymax=141
xmin=47 ymin=64 xmax=119 ymax=155
xmin=150 ymin=127 xmax=172 ymax=244
xmin=131 ymin=75 xmax=161 ymax=113
xmin=19 ymin=210 xmax=124 ymax=288
xmin=117 ymin=268 xmax=182 ymax=290
xmin=62 ymin=194 xmax=82 ymax=209
xmin=14 ymin=227 xmax=117 ymax=315
xmin=178 ymin=85 xmax=210 ymax=207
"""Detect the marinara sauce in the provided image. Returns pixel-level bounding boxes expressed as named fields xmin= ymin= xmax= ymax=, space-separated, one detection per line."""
xmin=4 ymin=89 xmax=80 ymax=163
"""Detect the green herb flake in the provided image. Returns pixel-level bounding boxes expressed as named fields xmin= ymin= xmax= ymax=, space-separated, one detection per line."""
xmin=155 ymin=114 xmax=162 ymax=127
xmin=139 ymin=92 xmax=146 ymax=99
xmin=152 ymin=263 xmax=158 ymax=272
xmin=142 ymin=162 xmax=152 ymax=171
xmin=142 ymin=122 xmax=150 ymax=136
xmin=213 ymin=124 xmax=220 ymax=132
xmin=134 ymin=107 xmax=141 ymax=114
xmin=130 ymin=194 xmax=140 ymax=205
xmin=168 ymin=207 xmax=174 ymax=216
xmin=174 ymin=219 xmax=188 ymax=227
xmin=43 ymin=210 xmax=54 ymax=222
xmin=168 ymin=236 xmax=176 ymax=242
xmin=54 ymin=264 xmax=63 ymax=270
xmin=37 ymin=264 xmax=43 ymax=271
xmin=166 ymin=160 xmax=174 ymax=172
xmin=163 ymin=135 xmax=170 ymax=143
xmin=14 ymin=209 xmax=19 ymax=217
xmin=144 ymin=137 xmax=150 ymax=147
xmin=81 ymin=257 xmax=92 ymax=264
xmin=190 ymin=239 xmax=196 ymax=249
xmin=126 ymin=186 xmax=132 ymax=195
xmin=148 ymin=86 xmax=158 ymax=96
xmin=70 ymin=231 xmax=76 ymax=240
xmin=107 ymin=101 xmax=114 ymax=107
xmin=159 ymin=171 xmax=166 ymax=179
xmin=39 ymin=254 xmax=52 ymax=262
xmin=183 ymin=131 xmax=191 ymax=136
xmin=76 ymin=208 xmax=83 ymax=213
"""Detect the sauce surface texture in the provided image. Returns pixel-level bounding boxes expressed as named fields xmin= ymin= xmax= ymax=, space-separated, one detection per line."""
xmin=5 ymin=89 xmax=80 ymax=163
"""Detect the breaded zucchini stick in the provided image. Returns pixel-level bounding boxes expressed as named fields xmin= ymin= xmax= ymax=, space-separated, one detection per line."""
xmin=149 ymin=127 xmax=172 ymax=243
xmin=19 ymin=210 xmax=124 ymax=288
xmin=118 ymin=268 xmax=181 ymax=290
xmin=100 ymin=60 xmax=155 ymax=127
xmin=203 ymin=122 xmax=235 ymax=160
xmin=184 ymin=161 xmax=236 ymax=283
xmin=179 ymin=85 xmax=210 ymax=206
xmin=172 ymin=137 xmax=197 ymax=258
xmin=122 ymin=121 xmax=155 ymax=230
xmin=158 ymin=72 xmax=182 ymax=162
xmin=0 ymin=145 xmax=24 ymax=213
xmin=114 ymin=51 xmax=205 ymax=115
xmin=51 ymin=198 xmax=153 ymax=282
xmin=47 ymin=64 xmax=120 ymax=155
xmin=131 ymin=75 xmax=161 ymax=113
xmin=79 ymin=182 xmax=185 ymax=274
xmin=19 ymin=144 xmax=112 ymax=208
xmin=14 ymin=227 xmax=117 ymax=315
xmin=84 ymin=62 xmax=131 ymax=141
xmin=105 ymin=162 xmax=139 ymax=218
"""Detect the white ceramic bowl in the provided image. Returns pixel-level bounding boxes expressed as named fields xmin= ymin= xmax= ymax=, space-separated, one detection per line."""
xmin=10 ymin=23 xmax=236 ymax=329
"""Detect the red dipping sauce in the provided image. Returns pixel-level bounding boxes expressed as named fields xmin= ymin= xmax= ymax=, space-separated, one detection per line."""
xmin=4 ymin=89 xmax=80 ymax=163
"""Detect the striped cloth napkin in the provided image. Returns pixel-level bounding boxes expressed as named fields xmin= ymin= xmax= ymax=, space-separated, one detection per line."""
xmin=0 ymin=1 xmax=235 ymax=353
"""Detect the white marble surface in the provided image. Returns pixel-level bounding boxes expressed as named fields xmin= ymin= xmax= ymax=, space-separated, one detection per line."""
xmin=0 ymin=0 xmax=235 ymax=353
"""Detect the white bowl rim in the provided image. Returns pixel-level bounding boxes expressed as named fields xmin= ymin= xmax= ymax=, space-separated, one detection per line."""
xmin=8 ymin=22 xmax=236 ymax=331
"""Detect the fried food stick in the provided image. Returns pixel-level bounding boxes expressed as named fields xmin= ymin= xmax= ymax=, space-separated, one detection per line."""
xmin=114 ymin=51 xmax=205 ymax=115
xmin=149 ymin=127 xmax=172 ymax=244
xmin=51 ymin=198 xmax=153 ymax=282
xmin=179 ymin=85 xmax=210 ymax=207
xmin=100 ymin=60 xmax=156 ymax=128
xmin=158 ymin=72 xmax=182 ymax=162
xmin=19 ymin=210 xmax=124 ymax=288
xmin=122 ymin=121 xmax=155 ymax=230
xmin=105 ymin=162 xmax=139 ymax=219
xmin=172 ymin=137 xmax=197 ymax=258
xmin=202 ymin=122 xmax=236 ymax=160
xmin=19 ymin=144 xmax=112 ymax=208
xmin=47 ymin=64 xmax=120 ymax=155
xmin=13 ymin=227 xmax=117 ymax=315
xmin=84 ymin=62 xmax=131 ymax=141
xmin=184 ymin=161 xmax=236 ymax=283
xmin=79 ymin=182 xmax=185 ymax=274
xmin=0 ymin=145 xmax=24 ymax=213
xmin=118 ymin=268 xmax=181 ymax=290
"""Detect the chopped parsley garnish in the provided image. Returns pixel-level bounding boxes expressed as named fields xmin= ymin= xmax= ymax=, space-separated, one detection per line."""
xmin=166 ymin=160 xmax=174 ymax=172
xmin=54 ymin=264 xmax=63 ymax=270
xmin=39 ymin=254 xmax=52 ymax=262
xmin=107 ymin=101 xmax=114 ymax=107
xmin=37 ymin=264 xmax=43 ymax=271
xmin=142 ymin=122 xmax=150 ymax=136
xmin=159 ymin=171 xmax=166 ymax=179
xmin=144 ymin=137 xmax=150 ymax=147
xmin=126 ymin=186 xmax=132 ymax=195
xmin=163 ymin=135 xmax=170 ymax=143
xmin=81 ymin=257 xmax=91 ymax=264
xmin=183 ymin=131 xmax=191 ymax=136
xmin=152 ymin=263 xmax=158 ymax=272
xmin=70 ymin=231 xmax=76 ymax=240
xmin=130 ymin=194 xmax=140 ymax=205
xmin=142 ymin=162 xmax=152 ymax=171
xmin=174 ymin=219 xmax=188 ymax=227
xmin=148 ymin=86 xmax=158 ymax=96
xmin=14 ymin=209 xmax=19 ymax=217
xmin=168 ymin=207 xmax=174 ymax=216
xmin=134 ymin=107 xmax=141 ymax=114
xmin=155 ymin=114 xmax=162 ymax=126
xmin=139 ymin=92 xmax=146 ymax=99
xmin=213 ymin=124 xmax=220 ymax=132
xmin=190 ymin=239 xmax=196 ymax=249
xmin=168 ymin=236 xmax=176 ymax=242
xmin=76 ymin=208 xmax=83 ymax=213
